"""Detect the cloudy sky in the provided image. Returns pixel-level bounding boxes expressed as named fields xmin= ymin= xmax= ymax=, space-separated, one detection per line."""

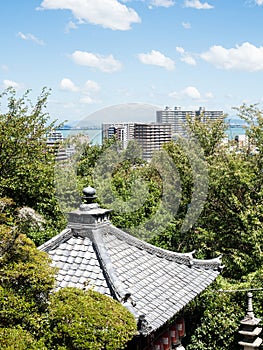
xmin=1 ymin=0 xmax=263 ymax=123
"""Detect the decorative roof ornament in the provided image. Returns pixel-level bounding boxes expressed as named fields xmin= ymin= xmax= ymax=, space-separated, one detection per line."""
xmin=80 ymin=186 xmax=99 ymax=211
xmin=82 ymin=186 xmax=96 ymax=202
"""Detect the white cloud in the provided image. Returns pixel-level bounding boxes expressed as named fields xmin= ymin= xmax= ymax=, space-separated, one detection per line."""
xmin=65 ymin=21 xmax=78 ymax=32
xmin=60 ymin=78 xmax=79 ymax=92
xmin=184 ymin=0 xmax=213 ymax=9
xmin=176 ymin=46 xmax=196 ymax=66
xmin=169 ymin=86 xmax=213 ymax=101
xmin=200 ymin=42 xmax=263 ymax=72
xmin=39 ymin=0 xmax=141 ymax=31
xmin=3 ymin=79 xmax=22 ymax=89
xmin=255 ymin=0 xmax=263 ymax=5
xmin=204 ymin=91 xmax=214 ymax=99
xmin=138 ymin=50 xmax=175 ymax=70
xmin=59 ymin=78 xmax=101 ymax=104
xmin=17 ymin=32 xmax=45 ymax=45
xmin=79 ymin=95 xmax=94 ymax=104
xmin=176 ymin=47 xmax=185 ymax=55
xmin=149 ymin=0 xmax=174 ymax=8
xmin=182 ymin=21 xmax=191 ymax=29
xmin=1 ymin=65 xmax=8 ymax=71
xmin=181 ymin=55 xmax=196 ymax=65
xmin=84 ymin=80 xmax=101 ymax=92
xmin=182 ymin=86 xmax=201 ymax=99
xmin=71 ymin=50 xmax=122 ymax=73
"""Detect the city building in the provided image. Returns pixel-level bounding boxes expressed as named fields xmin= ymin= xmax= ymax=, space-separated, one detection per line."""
xmin=46 ymin=131 xmax=67 ymax=161
xmin=102 ymin=122 xmax=172 ymax=161
xmin=39 ymin=186 xmax=223 ymax=350
xmin=134 ymin=122 xmax=172 ymax=161
xmin=156 ymin=106 xmax=224 ymax=137
xmin=46 ymin=131 xmax=89 ymax=161
xmin=102 ymin=122 xmax=135 ymax=149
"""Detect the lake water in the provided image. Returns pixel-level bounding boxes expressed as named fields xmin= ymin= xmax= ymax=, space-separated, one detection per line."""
xmin=60 ymin=129 xmax=102 ymax=145
xmin=226 ymin=126 xmax=246 ymax=140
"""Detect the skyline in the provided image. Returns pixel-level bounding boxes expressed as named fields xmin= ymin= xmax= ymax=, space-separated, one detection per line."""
xmin=1 ymin=1 xmax=263 ymax=124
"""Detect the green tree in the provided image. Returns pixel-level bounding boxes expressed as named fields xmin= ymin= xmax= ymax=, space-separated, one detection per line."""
xmin=0 ymin=326 xmax=47 ymax=350
xmin=46 ymin=287 xmax=137 ymax=350
xmin=147 ymin=110 xmax=263 ymax=350
xmin=0 ymin=224 xmax=56 ymax=349
xmin=0 ymin=224 xmax=137 ymax=350
xmin=151 ymin=111 xmax=263 ymax=278
xmin=185 ymin=113 xmax=228 ymax=156
xmin=0 ymin=87 xmax=64 ymax=226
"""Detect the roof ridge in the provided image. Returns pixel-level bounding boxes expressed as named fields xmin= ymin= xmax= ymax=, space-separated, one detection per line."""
xmin=108 ymin=225 xmax=223 ymax=271
xmin=38 ymin=228 xmax=72 ymax=252
xmin=91 ymin=228 xmax=140 ymax=320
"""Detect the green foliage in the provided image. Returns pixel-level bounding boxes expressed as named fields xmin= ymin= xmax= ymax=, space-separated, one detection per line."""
xmin=0 ymin=195 xmax=65 ymax=247
xmin=0 ymin=224 xmax=137 ymax=350
xmin=0 ymin=326 xmax=47 ymax=350
xmin=0 ymin=224 xmax=56 ymax=347
xmin=77 ymin=137 xmax=119 ymax=180
xmin=0 ymin=225 xmax=56 ymax=309
xmin=46 ymin=287 xmax=137 ymax=350
xmin=186 ymin=284 xmax=242 ymax=349
xmin=196 ymin=150 xmax=263 ymax=277
xmin=161 ymin=107 xmax=263 ymax=349
xmin=185 ymin=275 xmax=263 ymax=350
xmin=0 ymin=197 xmax=16 ymax=225
xmin=185 ymin=113 xmax=228 ymax=156
xmin=0 ymin=87 xmax=64 ymax=228
xmin=149 ymin=110 xmax=263 ymax=279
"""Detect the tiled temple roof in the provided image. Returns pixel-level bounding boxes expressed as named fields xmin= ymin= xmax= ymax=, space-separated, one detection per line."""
xmin=39 ymin=187 xmax=222 ymax=335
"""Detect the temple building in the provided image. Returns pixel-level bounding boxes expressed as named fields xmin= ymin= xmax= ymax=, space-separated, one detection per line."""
xmin=39 ymin=186 xmax=223 ymax=349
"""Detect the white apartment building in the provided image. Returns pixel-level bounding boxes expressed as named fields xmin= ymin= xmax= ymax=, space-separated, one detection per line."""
xmin=156 ymin=106 xmax=224 ymax=136
xmin=102 ymin=122 xmax=172 ymax=161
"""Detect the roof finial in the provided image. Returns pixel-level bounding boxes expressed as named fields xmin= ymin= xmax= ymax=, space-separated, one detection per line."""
xmin=79 ymin=186 xmax=99 ymax=211
xmin=82 ymin=186 xmax=97 ymax=204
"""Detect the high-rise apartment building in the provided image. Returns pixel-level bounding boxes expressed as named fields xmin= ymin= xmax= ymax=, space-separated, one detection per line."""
xmin=156 ymin=106 xmax=224 ymax=136
xmin=134 ymin=123 xmax=172 ymax=161
xmin=102 ymin=122 xmax=172 ymax=161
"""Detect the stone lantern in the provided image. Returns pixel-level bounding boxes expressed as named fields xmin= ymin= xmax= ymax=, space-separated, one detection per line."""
xmin=238 ymin=292 xmax=262 ymax=350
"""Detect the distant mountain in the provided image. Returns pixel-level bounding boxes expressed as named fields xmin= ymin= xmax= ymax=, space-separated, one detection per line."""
xmin=76 ymin=103 xmax=161 ymax=128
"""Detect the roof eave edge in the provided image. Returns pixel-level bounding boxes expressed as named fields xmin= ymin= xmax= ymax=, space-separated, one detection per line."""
xmin=38 ymin=228 xmax=72 ymax=252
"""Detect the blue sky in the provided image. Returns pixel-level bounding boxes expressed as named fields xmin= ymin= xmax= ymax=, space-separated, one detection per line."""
xmin=1 ymin=0 xmax=263 ymax=124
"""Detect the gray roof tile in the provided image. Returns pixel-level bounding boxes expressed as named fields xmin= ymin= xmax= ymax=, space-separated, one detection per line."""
xmin=39 ymin=220 xmax=222 ymax=335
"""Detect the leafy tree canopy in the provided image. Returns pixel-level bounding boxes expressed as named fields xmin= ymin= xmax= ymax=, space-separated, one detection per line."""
xmin=47 ymin=287 xmax=137 ymax=350
xmin=0 ymin=224 xmax=137 ymax=349
xmin=0 ymin=87 xmax=64 ymax=227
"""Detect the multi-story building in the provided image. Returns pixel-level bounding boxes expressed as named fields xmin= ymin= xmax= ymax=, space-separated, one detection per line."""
xmin=102 ymin=122 xmax=172 ymax=161
xmin=156 ymin=106 xmax=224 ymax=136
xmin=102 ymin=122 xmax=135 ymax=149
xmin=133 ymin=123 xmax=172 ymax=161
xmin=195 ymin=106 xmax=224 ymax=122
xmin=46 ymin=131 xmax=68 ymax=161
